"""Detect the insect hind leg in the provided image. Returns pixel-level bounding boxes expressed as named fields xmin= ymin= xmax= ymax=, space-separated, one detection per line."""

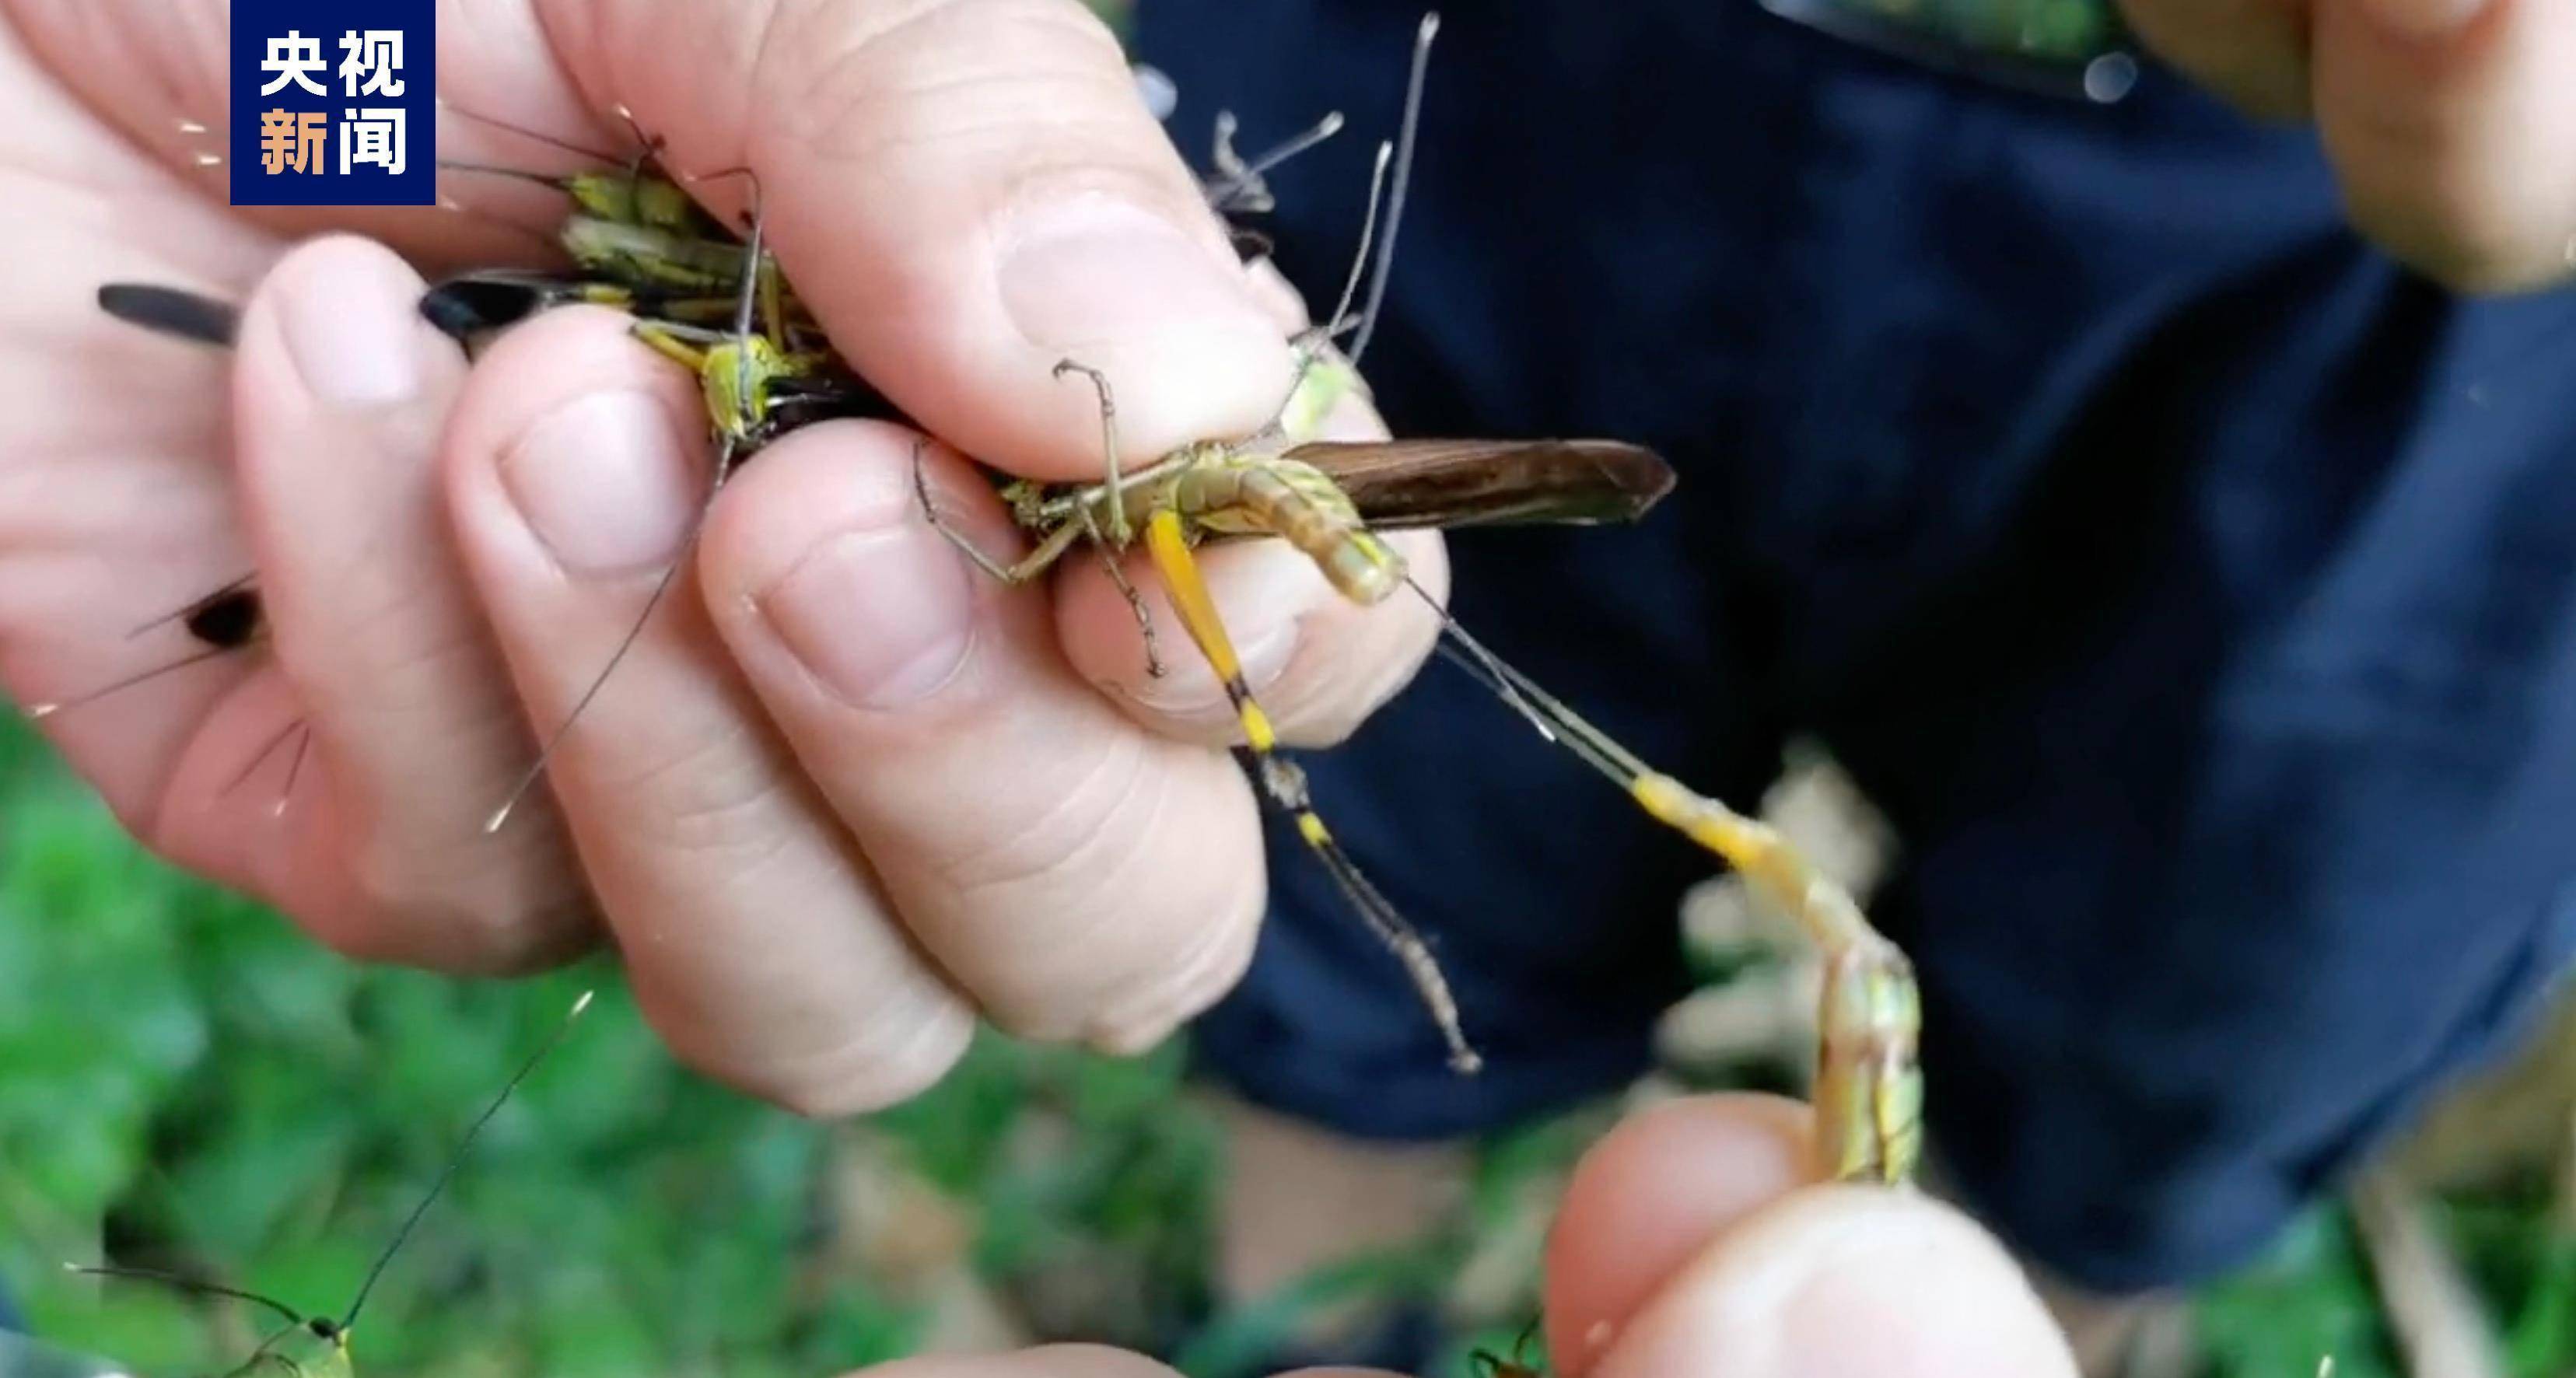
xmin=1140 ymin=505 xmax=1479 ymax=1073
xmin=1076 ymin=505 xmax=1167 ymax=678
xmin=909 ymin=440 xmax=1084 ymax=585
xmin=1052 ymin=360 xmax=1131 ymax=545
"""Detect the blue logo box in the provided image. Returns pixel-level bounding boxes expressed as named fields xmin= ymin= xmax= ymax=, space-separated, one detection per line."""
xmin=230 ymin=0 xmax=436 ymax=205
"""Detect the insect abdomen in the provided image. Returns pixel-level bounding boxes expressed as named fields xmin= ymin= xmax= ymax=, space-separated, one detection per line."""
xmin=1187 ymin=458 xmax=1405 ymax=605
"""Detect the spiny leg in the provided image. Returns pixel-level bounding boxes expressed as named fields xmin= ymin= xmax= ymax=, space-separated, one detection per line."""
xmin=1076 ymin=505 xmax=1168 ymax=679
xmin=1054 ymin=360 xmax=1131 ymax=545
xmin=1430 ymin=614 xmax=1920 ymax=1182
xmin=1143 ymin=505 xmax=1480 ymax=1074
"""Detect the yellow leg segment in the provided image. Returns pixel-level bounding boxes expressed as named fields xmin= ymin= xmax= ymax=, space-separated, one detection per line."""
xmin=1630 ymin=775 xmax=1921 ymax=1184
xmin=1432 ymin=621 xmax=1922 ymax=1182
xmin=1142 ymin=509 xmax=1482 ymax=1073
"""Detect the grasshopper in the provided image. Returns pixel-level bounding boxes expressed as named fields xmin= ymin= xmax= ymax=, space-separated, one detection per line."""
xmin=66 ymin=991 xmax=594 ymax=1378
xmin=436 ymin=99 xmax=719 ymax=240
xmin=481 ymin=169 xmax=898 ymax=831
xmin=910 ymin=12 xmax=1535 ymax=1068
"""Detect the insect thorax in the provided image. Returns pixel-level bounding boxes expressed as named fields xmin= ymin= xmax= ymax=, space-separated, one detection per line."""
xmin=702 ymin=337 xmax=794 ymax=438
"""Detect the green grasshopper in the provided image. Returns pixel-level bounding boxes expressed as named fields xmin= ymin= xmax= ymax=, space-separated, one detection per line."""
xmin=66 ymin=991 xmax=594 ymax=1378
xmin=436 ymin=99 xmax=721 ymax=241
xmin=478 ymin=166 xmax=907 ymax=832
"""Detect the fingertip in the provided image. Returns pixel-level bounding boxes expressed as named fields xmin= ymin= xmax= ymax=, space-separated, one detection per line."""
xmin=1057 ymin=537 xmax=1328 ymax=736
xmin=687 ymin=981 xmax=978 ymax=1120
xmin=850 ymin=1344 xmax=1184 ymax=1378
xmin=737 ymin=0 xmax=1292 ymax=477
xmin=993 ymin=197 xmax=1300 ymax=467
xmin=238 ymin=233 xmax=459 ymax=415
xmin=1546 ymin=1093 xmax=1818 ymax=1373
xmin=1062 ymin=527 xmax=1443 ymax=750
xmin=697 ymin=421 xmax=1002 ymax=715
xmin=441 ymin=305 xmax=711 ymax=582
xmin=1587 ymin=1185 xmax=2077 ymax=1378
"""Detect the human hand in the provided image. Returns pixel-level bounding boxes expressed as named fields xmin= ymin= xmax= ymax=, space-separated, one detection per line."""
xmin=2118 ymin=0 xmax=2576 ymax=291
xmin=0 ymin=0 xmax=1447 ymax=1111
xmin=853 ymin=1093 xmax=2077 ymax=1378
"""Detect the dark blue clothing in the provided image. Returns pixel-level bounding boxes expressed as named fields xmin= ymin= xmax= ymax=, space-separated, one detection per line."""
xmin=1142 ymin=0 xmax=2576 ymax=1292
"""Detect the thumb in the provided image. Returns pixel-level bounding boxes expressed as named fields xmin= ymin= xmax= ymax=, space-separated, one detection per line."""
xmin=564 ymin=0 xmax=1293 ymax=477
xmin=1543 ymin=1095 xmax=2076 ymax=1378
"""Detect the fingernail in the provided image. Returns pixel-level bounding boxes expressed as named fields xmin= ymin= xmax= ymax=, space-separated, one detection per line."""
xmin=502 ymin=391 xmax=706 ymax=575
xmin=1122 ymin=544 xmax=1322 ymax=712
xmin=999 ymin=196 xmax=1273 ymax=353
xmin=278 ymin=264 xmax=419 ymax=407
xmin=2356 ymin=0 xmax=2487 ymax=35
xmin=761 ymin=526 xmax=977 ymax=708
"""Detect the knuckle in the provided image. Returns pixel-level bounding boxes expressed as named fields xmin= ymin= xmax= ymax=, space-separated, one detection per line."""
xmin=1086 ymin=903 xmax=1262 ymax=1055
xmin=331 ymin=831 xmax=594 ymax=974
xmin=925 ymin=740 xmax=1264 ymax=1032
xmin=741 ymin=1005 xmax=975 ymax=1118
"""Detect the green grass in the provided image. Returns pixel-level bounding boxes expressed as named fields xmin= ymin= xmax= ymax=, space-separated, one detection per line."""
xmin=0 ymin=712 xmax=1240 ymax=1377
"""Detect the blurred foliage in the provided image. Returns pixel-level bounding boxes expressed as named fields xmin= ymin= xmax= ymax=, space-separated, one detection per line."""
xmin=4 ymin=698 xmax=2573 ymax=1378
xmin=0 ymin=711 xmax=1223 ymax=1378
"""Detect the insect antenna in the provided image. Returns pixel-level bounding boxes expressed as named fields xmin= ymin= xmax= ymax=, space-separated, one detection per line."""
xmin=1318 ymin=142 xmax=1395 ymax=344
xmin=1347 ymin=12 xmax=1439 ymax=370
xmin=485 ymin=168 xmax=772 ymax=834
xmin=1398 ymin=575 xmax=1556 ymax=747
xmin=59 ymin=1264 xmax=307 ymax=1330
xmin=1255 ymin=12 xmax=1431 ymax=436
xmin=225 ymin=715 xmax=315 ymax=817
xmin=26 ymin=645 xmax=240 ymax=719
xmin=435 ymin=96 xmax=622 ymax=164
xmin=333 ymin=989 xmax=596 ymax=1334
xmin=1203 ymin=109 xmax=1347 ymax=214
xmin=436 ymin=158 xmax=583 ymax=190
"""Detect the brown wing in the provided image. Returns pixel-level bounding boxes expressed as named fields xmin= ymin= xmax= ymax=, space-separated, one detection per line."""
xmin=1286 ymin=439 xmax=1675 ymax=530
